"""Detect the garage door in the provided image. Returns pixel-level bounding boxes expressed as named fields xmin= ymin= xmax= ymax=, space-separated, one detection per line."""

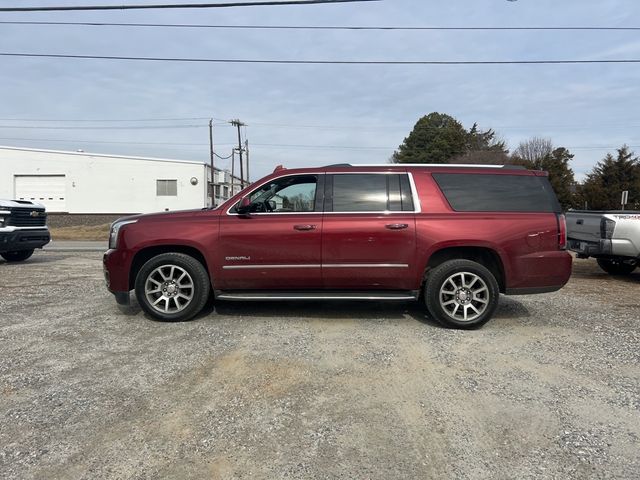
xmin=14 ymin=175 xmax=67 ymax=212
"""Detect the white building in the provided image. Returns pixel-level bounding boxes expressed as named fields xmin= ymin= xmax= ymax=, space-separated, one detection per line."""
xmin=0 ymin=146 xmax=242 ymax=214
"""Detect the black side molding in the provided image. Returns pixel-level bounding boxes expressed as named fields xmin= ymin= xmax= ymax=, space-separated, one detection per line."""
xmin=112 ymin=291 xmax=131 ymax=305
xmin=505 ymin=286 xmax=563 ymax=296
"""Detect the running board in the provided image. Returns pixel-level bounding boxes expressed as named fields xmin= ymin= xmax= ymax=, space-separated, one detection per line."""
xmin=214 ymin=290 xmax=420 ymax=302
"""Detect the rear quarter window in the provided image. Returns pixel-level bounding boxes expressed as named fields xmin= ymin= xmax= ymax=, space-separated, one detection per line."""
xmin=432 ymin=173 xmax=561 ymax=213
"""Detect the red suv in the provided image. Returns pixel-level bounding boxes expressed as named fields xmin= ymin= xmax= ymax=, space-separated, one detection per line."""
xmin=103 ymin=164 xmax=571 ymax=329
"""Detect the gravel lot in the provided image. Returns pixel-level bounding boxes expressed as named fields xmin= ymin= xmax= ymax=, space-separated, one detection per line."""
xmin=1 ymin=251 xmax=639 ymax=479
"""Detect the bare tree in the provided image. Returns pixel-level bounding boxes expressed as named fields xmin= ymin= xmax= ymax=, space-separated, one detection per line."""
xmin=513 ymin=137 xmax=554 ymax=165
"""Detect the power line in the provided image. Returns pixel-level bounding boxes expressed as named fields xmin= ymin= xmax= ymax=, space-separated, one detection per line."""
xmin=2 ymin=21 xmax=638 ymax=31
xmin=1 ymin=137 xmax=638 ymax=152
xmin=0 ymin=0 xmax=377 ymax=13
xmin=0 ymin=124 xmax=206 ymax=130
xmin=0 ymin=116 xmax=212 ymax=122
xmin=2 ymin=117 xmax=639 ymax=131
xmin=2 ymin=52 xmax=640 ymax=65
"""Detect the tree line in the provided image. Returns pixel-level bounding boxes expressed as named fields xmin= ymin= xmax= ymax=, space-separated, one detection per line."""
xmin=392 ymin=112 xmax=640 ymax=211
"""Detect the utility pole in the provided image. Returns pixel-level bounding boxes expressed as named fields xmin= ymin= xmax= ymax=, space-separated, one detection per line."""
xmin=231 ymin=148 xmax=235 ymax=194
xmin=208 ymin=119 xmax=215 ymax=206
xmin=245 ymin=139 xmax=250 ymax=184
xmin=230 ymin=119 xmax=245 ymax=187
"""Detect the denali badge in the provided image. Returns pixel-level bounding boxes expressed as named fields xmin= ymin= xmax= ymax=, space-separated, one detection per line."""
xmin=225 ymin=256 xmax=251 ymax=261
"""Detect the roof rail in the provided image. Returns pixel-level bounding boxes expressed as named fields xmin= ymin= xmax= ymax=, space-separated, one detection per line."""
xmin=340 ymin=163 xmax=527 ymax=169
xmin=324 ymin=163 xmax=352 ymax=168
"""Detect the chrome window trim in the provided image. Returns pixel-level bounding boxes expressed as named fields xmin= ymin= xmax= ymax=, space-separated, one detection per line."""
xmin=225 ymin=172 xmax=321 ymax=216
xmin=225 ymin=171 xmax=421 ymax=216
xmin=407 ymin=172 xmax=422 ymax=213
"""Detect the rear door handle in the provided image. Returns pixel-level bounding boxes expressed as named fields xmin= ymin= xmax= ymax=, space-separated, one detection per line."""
xmin=386 ymin=223 xmax=409 ymax=230
xmin=294 ymin=224 xmax=317 ymax=231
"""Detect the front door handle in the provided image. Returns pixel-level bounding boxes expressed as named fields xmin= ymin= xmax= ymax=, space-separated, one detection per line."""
xmin=386 ymin=223 xmax=409 ymax=230
xmin=294 ymin=224 xmax=317 ymax=231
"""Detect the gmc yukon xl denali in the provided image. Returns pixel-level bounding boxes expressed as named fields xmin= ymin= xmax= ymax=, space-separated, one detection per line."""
xmin=0 ymin=199 xmax=50 ymax=262
xmin=103 ymin=164 xmax=571 ymax=329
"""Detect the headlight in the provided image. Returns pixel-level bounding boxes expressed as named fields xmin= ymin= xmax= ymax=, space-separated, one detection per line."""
xmin=109 ymin=220 xmax=137 ymax=249
xmin=0 ymin=210 xmax=9 ymax=228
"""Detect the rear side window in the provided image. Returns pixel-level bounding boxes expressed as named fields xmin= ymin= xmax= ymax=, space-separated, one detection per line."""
xmin=432 ymin=173 xmax=561 ymax=213
xmin=329 ymin=174 xmax=415 ymax=212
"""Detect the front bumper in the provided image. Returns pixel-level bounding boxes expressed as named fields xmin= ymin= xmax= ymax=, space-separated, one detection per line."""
xmin=103 ymin=249 xmax=133 ymax=305
xmin=0 ymin=228 xmax=50 ymax=253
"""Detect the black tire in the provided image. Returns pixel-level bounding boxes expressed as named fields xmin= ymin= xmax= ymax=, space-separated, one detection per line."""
xmin=134 ymin=252 xmax=211 ymax=322
xmin=597 ymin=258 xmax=637 ymax=276
xmin=424 ymin=259 xmax=500 ymax=329
xmin=1 ymin=249 xmax=34 ymax=262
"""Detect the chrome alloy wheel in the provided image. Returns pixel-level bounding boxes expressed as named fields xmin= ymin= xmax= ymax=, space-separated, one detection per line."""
xmin=439 ymin=272 xmax=489 ymax=323
xmin=144 ymin=264 xmax=195 ymax=314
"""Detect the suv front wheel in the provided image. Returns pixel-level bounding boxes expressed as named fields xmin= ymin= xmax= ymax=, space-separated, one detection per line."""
xmin=425 ymin=259 xmax=500 ymax=329
xmin=134 ymin=253 xmax=211 ymax=322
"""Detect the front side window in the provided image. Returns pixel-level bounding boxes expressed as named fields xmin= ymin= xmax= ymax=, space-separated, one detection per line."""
xmin=157 ymin=179 xmax=177 ymax=196
xmin=330 ymin=174 xmax=415 ymax=212
xmin=233 ymin=175 xmax=318 ymax=213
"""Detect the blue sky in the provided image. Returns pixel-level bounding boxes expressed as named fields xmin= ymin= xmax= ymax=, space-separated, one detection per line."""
xmin=1 ymin=0 xmax=639 ymax=181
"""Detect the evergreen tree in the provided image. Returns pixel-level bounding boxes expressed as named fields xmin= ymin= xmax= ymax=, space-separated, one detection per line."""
xmin=580 ymin=146 xmax=640 ymax=210
xmin=392 ymin=113 xmax=468 ymax=164
xmin=536 ymin=148 xmax=577 ymax=210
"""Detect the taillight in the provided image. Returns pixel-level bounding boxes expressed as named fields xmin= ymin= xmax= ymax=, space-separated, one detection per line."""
xmin=557 ymin=213 xmax=567 ymax=250
xmin=600 ymin=217 xmax=615 ymax=239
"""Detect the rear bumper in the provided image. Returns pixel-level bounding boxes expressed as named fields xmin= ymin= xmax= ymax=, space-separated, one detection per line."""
xmin=0 ymin=228 xmax=50 ymax=252
xmin=506 ymin=250 xmax=572 ymax=294
xmin=568 ymin=238 xmax=612 ymax=257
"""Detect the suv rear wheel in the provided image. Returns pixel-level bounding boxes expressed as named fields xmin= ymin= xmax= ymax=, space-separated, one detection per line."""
xmin=1 ymin=249 xmax=34 ymax=262
xmin=425 ymin=259 xmax=499 ymax=329
xmin=134 ymin=253 xmax=210 ymax=322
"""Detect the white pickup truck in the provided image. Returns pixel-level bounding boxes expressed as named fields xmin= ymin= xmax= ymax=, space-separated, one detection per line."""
xmin=0 ymin=199 xmax=51 ymax=262
xmin=566 ymin=210 xmax=640 ymax=275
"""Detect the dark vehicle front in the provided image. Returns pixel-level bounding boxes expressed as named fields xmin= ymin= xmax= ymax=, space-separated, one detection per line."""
xmin=0 ymin=200 xmax=51 ymax=262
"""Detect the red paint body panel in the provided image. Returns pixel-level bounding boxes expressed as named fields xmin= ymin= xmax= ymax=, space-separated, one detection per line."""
xmin=217 ymin=213 xmax=323 ymax=289
xmin=103 ymin=165 xmax=572 ymax=297
xmin=321 ymin=213 xmax=416 ymax=289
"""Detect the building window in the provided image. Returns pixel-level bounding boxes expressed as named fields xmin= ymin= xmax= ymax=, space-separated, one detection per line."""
xmin=223 ymin=186 xmax=229 ymax=198
xmin=157 ymin=179 xmax=177 ymax=196
xmin=215 ymin=185 xmax=222 ymax=197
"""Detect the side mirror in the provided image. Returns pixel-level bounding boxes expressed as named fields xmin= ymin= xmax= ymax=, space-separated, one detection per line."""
xmin=236 ymin=196 xmax=252 ymax=215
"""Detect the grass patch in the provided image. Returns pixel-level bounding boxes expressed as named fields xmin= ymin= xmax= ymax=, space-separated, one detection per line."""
xmin=50 ymin=223 xmax=110 ymax=241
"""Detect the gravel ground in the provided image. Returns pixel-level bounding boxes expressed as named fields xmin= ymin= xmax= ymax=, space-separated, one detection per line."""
xmin=1 ymin=251 xmax=639 ymax=480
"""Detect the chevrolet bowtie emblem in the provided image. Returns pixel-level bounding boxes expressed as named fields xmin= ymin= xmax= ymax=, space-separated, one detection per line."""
xmin=30 ymin=211 xmax=44 ymax=217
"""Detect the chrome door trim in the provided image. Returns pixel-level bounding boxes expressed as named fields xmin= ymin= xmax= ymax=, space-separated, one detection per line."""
xmin=222 ymin=263 xmax=409 ymax=270
xmin=223 ymin=264 xmax=321 ymax=270
xmin=322 ymin=264 xmax=409 ymax=268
